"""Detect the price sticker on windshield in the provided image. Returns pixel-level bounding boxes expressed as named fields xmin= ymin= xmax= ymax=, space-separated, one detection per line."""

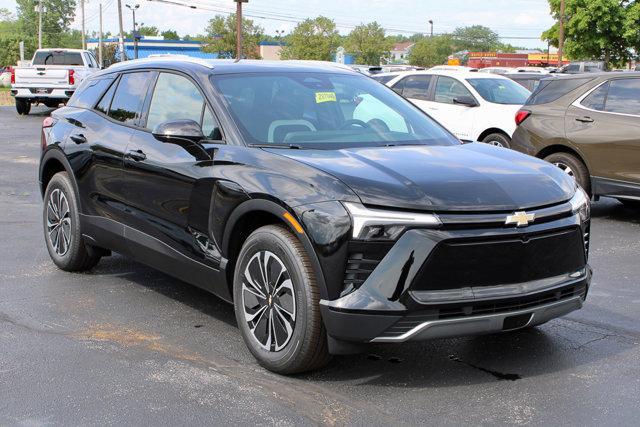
xmin=315 ymin=92 xmax=337 ymax=103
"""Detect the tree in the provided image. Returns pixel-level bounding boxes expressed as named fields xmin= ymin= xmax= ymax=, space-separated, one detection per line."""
xmin=161 ymin=29 xmax=179 ymax=40
xmin=624 ymin=1 xmax=640 ymax=57
xmin=280 ymin=16 xmax=341 ymax=61
xmin=542 ymin=0 xmax=631 ymax=67
xmin=137 ymin=25 xmax=159 ymax=37
xmin=451 ymin=25 xmax=500 ymax=52
xmin=202 ymin=14 xmax=263 ymax=59
xmin=408 ymin=35 xmax=455 ymax=67
xmin=345 ymin=22 xmax=392 ymax=65
xmin=0 ymin=35 xmax=36 ymax=66
xmin=16 ymin=0 xmax=77 ymax=48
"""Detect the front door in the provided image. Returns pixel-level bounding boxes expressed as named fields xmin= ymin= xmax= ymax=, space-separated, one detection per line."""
xmin=429 ymin=75 xmax=478 ymax=141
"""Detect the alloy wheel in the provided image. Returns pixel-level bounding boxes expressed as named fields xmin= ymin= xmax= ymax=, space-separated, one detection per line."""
xmin=241 ymin=250 xmax=296 ymax=352
xmin=554 ymin=162 xmax=575 ymax=178
xmin=487 ymin=140 xmax=505 ymax=147
xmin=46 ymin=188 xmax=72 ymax=256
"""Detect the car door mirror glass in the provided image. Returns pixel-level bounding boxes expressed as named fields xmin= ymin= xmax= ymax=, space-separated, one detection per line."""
xmin=152 ymin=119 xmax=205 ymax=143
xmin=453 ymin=96 xmax=479 ymax=107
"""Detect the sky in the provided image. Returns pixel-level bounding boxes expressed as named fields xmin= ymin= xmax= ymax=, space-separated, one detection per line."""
xmin=0 ymin=0 xmax=555 ymax=49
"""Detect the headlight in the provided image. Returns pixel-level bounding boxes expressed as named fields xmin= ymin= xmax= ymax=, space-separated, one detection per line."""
xmin=569 ymin=186 xmax=590 ymax=223
xmin=343 ymin=202 xmax=441 ymax=240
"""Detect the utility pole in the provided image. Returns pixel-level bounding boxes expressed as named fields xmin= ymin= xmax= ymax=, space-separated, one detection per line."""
xmin=117 ymin=0 xmax=126 ymax=61
xmin=99 ymin=3 xmax=103 ymax=67
xmin=38 ymin=0 xmax=43 ymax=49
xmin=429 ymin=20 xmax=433 ymax=37
xmin=126 ymin=4 xmax=140 ymax=59
xmin=234 ymin=0 xmax=248 ymax=61
xmin=81 ymin=0 xmax=86 ymax=50
xmin=557 ymin=0 xmax=565 ymax=68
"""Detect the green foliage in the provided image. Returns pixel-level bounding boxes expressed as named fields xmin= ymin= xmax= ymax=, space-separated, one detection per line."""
xmin=202 ymin=14 xmax=263 ymax=59
xmin=161 ymin=29 xmax=179 ymax=40
xmin=624 ymin=1 xmax=640 ymax=55
xmin=138 ymin=25 xmax=159 ymax=37
xmin=280 ymin=16 xmax=341 ymax=61
xmin=345 ymin=22 xmax=392 ymax=65
xmin=408 ymin=35 xmax=456 ymax=67
xmin=16 ymin=0 xmax=77 ymax=47
xmin=451 ymin=25 xmax=500 ymax=52
xmin=0 ymin=35 xmax=37 ymax=66
xmin=542 ymin=0 xmax=634 ymax=66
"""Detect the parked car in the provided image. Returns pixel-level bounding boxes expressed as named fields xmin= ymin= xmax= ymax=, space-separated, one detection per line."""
xmin=0 ymin=66 xmax=11 ymax=87
xmin=40 ymin=58 xmax=591 ymax=374
xmin=349 ymin=65 xmax=383 ymax=75
xmin=386 ymin=70 xmax=531 ymax=146
xmin=478 ymin=67 xmax=513 ymax=75
xmin=505 ymin=72 xmax=555 ymax=92
xmin=512 ymin=72 xmax=640 ymax=205
xmin=560 ymin=61 xmax=607 ymax=74
xmin=370 ymin=72 xmax=400 ymax=84
xmin=429 ymin=65 xmax=478 ymax=72
xmin=11 ymin=48 xmax=100 ymax=115
xmin=513 ymin=67 xmax=550 ymax=74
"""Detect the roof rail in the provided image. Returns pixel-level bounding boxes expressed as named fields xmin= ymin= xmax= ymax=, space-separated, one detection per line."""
xmin=107 ymin=55 xmax=215 ymax=70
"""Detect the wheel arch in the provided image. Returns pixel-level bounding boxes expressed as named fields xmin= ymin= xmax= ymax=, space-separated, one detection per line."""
xmin=535 ymin=144 xmax=590 ymax=173
xmin=477 ymin=127 xmax=510 ymax=143
xmin=39 ymin=149 xmax=79 ymax=203
xmin=221 ymin=198 xmax=328 ymax=301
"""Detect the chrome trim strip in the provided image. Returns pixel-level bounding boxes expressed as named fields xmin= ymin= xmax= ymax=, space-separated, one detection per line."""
xmin=371 ymin=296 xmax=583 ymax=343
xmin=438 ymin=201 xmax=573 ymax=226
xmin=572 ymin=79 xmax=640 ymax=119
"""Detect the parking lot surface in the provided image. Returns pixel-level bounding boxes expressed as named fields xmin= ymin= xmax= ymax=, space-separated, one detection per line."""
xmin=1 ymin=106 xmax=639 ymax=425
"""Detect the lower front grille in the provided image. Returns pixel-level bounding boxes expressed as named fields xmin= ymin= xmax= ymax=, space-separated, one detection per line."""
xmin=341 ymin=241 xmax=393 ymax=294
xmin=379 ymin=282 xmax=587 ymax=338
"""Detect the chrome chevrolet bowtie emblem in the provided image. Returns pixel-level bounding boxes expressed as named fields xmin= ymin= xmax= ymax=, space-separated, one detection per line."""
xmin=505 ymin=211 xmax=535 ymax=227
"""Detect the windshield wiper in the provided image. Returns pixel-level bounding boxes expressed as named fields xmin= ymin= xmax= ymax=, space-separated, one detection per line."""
xmin=383 ymin=142 xmax=426 ymax=147
xmin=250 ymin=143 xmax=304 ymax=149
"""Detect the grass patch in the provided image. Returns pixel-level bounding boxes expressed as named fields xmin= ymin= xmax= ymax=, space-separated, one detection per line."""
xmin=0 ymin=86 xmax=10 ymax=92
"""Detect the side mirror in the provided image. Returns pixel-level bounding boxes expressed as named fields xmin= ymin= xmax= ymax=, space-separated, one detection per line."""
xmin=152 ymin=119 xmax=204 ymax=143
xmin=453 ymin=96 xmax=479 ymax=107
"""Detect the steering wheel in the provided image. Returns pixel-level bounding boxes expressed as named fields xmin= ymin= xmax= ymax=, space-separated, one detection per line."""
xmin=340 ymin=119 xmax=370 ymax=130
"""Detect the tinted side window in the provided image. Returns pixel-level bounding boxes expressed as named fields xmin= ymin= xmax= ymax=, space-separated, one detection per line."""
xmin=581 ymin=82 xmax=609 ymax=111
xmin=146 ymin=73 xmax=205 ymax=131
xmin=526 ymin=78 xmax=593 ymax=105
xmin=604 ymin=79 xmax=640 ymax=115
xmin=402 ymin=75 xmax=431 ymax=100
xmin=434 ymin=76 xmax=473 ymax=104
xmin=108 ymin=72 xmax=153 ymax=125
xmin=391 ymin=77 xmax=405 ymax=95
xmin=95 ymin=79 xmax=117 ymax=114
xmin=69 ymin=76 xmax=116 ymax=108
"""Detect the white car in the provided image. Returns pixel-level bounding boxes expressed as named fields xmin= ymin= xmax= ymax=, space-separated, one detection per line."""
xmin=11 ymin=48 xmax=100 ymax=115
xmin=428 ymin=65 xmax=478 ymax=72
xmin=478 ymin=67 xmax=513 ymax=75
xmin=513 ymin=66 xmax=550 ymax=74
xmin=386 ymin=70 xmax=531 ymax=147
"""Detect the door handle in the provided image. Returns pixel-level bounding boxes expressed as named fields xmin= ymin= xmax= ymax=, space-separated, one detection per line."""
xmin=126 ymin=149 xmax=146 ymax=162
xmin=575 ymin=116 xmax=594 ymax=123
xmin=70 ymin=134 xmax=87 ymax=144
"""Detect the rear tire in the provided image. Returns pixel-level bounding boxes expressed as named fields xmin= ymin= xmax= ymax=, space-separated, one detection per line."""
xmin=16 ymin=98 xmax=31 ymax=115
xmin=43 ymin=172 xmax=102 ymax=271
xmin=544 ymin=152 xmax=591 ymax=195
xmin=233 ymin=224 xmax=330 ymax=374
xmin=482 ymin=132 xmax=511 ymax=148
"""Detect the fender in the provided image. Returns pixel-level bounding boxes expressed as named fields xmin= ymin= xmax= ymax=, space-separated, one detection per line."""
xmin=39 ymin=147 xmax=80 ymax=203
xmin=221 ymin=198 xmax=329 ymax=300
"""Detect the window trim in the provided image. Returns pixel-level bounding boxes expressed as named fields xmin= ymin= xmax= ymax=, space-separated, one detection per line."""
xmin=573 ymin=78 xmax=640 ymax=118
xmin=139 ymin=69 xmax=226 ymax=142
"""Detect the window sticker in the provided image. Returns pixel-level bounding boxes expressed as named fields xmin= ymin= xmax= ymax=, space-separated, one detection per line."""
xmin=315 ymin=92 xmax=337 ymax=103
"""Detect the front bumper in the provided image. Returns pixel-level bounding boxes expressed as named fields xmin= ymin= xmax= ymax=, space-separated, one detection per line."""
xmin=320 ymin=210 xmax=591 ymax=344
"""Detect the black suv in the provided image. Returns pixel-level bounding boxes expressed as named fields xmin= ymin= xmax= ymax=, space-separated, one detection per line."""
xmin=39 ymin=58 xmax=592 ymax=374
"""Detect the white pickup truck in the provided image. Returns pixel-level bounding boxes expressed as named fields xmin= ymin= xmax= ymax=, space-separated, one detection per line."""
xmin=11 ymin=49 xmax=100 ymax=115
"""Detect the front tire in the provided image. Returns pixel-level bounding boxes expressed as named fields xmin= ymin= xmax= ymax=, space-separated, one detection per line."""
xmin=43 ymin=172 xmax=101 ymax=271
xmin=233 ymin=224 xmax=330 ymax=374
xmin=16 ymin=98 xmax=31 ymax=115
xmin=482 ymin=132 xmax=511 ymax=148
xmin=544 ymin=152 xmax=591 ymax=194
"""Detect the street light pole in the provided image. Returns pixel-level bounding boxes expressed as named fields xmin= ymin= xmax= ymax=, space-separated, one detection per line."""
xmin=38 ymin=0 xmax=43 ymax=49
xmin=429 ymin=19 xmax=433 ymax=37
xmin=126 ymin=4 xmax=140 ymax=59
xmin=234 ymin=0 xmax=248 ymax=61
xmin=99 ymin=3 xmax=103 ymax=67
xmin=117 ymin=0 xmax=126 ymax=61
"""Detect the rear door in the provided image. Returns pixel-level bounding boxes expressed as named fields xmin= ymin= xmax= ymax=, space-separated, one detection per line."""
xmin=566 ymin=77 xmax=640 ymax=186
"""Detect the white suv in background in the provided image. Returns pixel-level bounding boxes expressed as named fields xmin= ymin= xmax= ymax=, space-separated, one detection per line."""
xmin=386 ymin=70 xmax=531 ymax=147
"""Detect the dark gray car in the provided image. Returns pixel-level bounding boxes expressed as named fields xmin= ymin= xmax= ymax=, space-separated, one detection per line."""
xmin=511 ymin=73 xmax=640 ymax=206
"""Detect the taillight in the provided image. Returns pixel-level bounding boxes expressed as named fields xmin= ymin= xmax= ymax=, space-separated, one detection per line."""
xmin=10 ymin=68 xmax=15 ymax=84
xmin=515 ymin=109 xmax=531 ymax=126
xmin=42 ymin=117 xmax=56 ymax=128
xmin=68 ymin=69 xmax=75 ymax=85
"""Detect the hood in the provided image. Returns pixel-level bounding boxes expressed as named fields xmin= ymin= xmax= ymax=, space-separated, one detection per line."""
xmin=266 ymin=143 xmax=576 ymax=212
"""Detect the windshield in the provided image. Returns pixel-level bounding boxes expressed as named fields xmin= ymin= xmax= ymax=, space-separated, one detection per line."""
xmin=467 ymin=78 xmax=531 ymax=105
xmin=211 ymin=72 xmax=459 ymax=149
xmin=33 ymin=51 xmax=83 ymax=66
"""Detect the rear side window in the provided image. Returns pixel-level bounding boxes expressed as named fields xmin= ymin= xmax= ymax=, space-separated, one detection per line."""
xmin=604 ymin=79 xmax=640 ymax=115
xmin=68 ymin=76 xmax=116 ymax=109
xmin=33 ymin=51 xmax=83 ymax=66
xmin=526 ymin=78 xmax=593 ymax=105
xmin=581 ymin=82 xmax=609 ymax=111
xmin=108 ymin=72 xmax=153 ymax=125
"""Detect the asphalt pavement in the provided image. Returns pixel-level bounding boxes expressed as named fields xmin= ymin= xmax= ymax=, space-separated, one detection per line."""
xmin=1 ymin=106 xmax=639 ymax=425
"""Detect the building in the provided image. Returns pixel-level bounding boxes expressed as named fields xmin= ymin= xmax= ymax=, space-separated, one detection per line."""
xmin=86 ymin=37 xmax=219 ymax=60
xmin=467 ymin=52 xmax=529 ymax=69
xmin=389 ymin=42 xmax=415 ymax=64
xmin=258 ymin=41 xmax=284 ymax=60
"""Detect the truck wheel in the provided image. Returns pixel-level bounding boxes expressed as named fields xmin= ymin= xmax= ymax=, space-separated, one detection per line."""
xmin=482 ymin=132 xmax=511 ymax=148
xmin=544 ymin=152 xmax=591 ymax=195
xmin=16 ymin=99 xmax=31 ymax=115
xmin=233 ymin=224 xmax=330 ymax=374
